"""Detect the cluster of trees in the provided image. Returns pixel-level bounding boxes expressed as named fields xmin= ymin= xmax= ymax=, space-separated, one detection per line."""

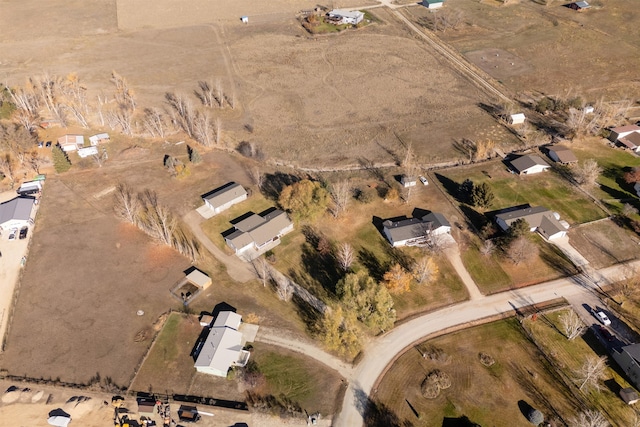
xmin=278 ymin=179 xmax=330 ymax=222
xmin=317 ymin=255 xmax=438 ymax=356
xmin=459 ymin=179 xmax=495 ymax=209
xmin=480 ymin=218 xmax=537 ymax=265
xmin=113 ymin=183 xmax=200 ymax=260
xmin=5 ymin=72 xmax=234 ymax=146
xmin=0 ymin=121 xmax=48 ymax=186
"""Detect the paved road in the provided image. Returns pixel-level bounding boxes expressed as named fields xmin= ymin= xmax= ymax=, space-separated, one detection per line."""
xmin=332 ymin=260 xmax=640 ymax=427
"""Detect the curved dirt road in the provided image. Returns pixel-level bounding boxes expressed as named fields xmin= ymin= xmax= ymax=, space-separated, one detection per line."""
xmin=332 ymin=261 xmax=639 ymax=427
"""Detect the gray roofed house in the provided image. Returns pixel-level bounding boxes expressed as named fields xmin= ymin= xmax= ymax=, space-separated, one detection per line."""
xmin=202 ymin=182 xmax=248 ymax=215
xmin=547 ymin=146 xmax=578 ymax=164
xmin=225 ymin=209 xmax=294 ymax=259
xmin=194 ymin=311 xmax=250 ymax=377
xmin=383 ymin=211 xmax=451 ymax=247
xmin=613 ymin=343 xmax=640 ymax=391
xmin=509 ymin=155 xmax=551 ymax=175
xmin=495 ymin=205 xmax=567 ymax=240
xmin=327 ymin=9 xmax=365 ymax=25
xmin=0 ymin=196 xmax=35 ymax=231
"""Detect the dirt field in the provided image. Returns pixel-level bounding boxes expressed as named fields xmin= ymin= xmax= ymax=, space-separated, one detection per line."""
xmin=0 ymin=1 xmax=520 ymax=168
xmin=568 ymin=219 xmax=640 ymax=269
xmin=0 ymin=139 xmax=307 ymax=387
xmin=406 ymin=0 xmax=640 ymax=98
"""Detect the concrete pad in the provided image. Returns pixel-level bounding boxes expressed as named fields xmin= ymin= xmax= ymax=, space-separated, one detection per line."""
xmin=239 ymin=323 xmax=259 ymax=344
xmin=196 ymin=204 xmax=216 ymax=219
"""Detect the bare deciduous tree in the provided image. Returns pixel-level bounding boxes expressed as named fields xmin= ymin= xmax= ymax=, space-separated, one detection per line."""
xmin=507 ymin=236 xmax=537 ymax=265
xmin=248 ymin=166 xmax=264 ymax=190
xmin=216 ymin=79 xmax=224 ymax=108
xmin=215 ymin=117 xmax=222 ymax=145
xmin=574 ymin=355 xmax=607 ymax=392
xmin=330 ymin=180 xmax=352 ymax=218
xmin=30 ymin=73 xmax=67 ymax=126
xmin=574 ymin=159 xmax=602 ymax=188
xmin=559 ymin=309 xmax=584 ymax=340
xmin=142 ymin=107 xmax=167 ymax=138
xmin=27 ymin=151 xmax=49 ymax=174
xmin=568 ymin=410 xmax=609 ymax=427
xmin=110 ymin=71 xmax=136 ymax=111
xmin=8 ymin=85 xmax=39 ymax=117
xmin=0 ymin=154 xmax=16 ymax=188
xmin=165 ymin=92 xmax=196 ymax=137
xmin=480 ymin=239 xmax=495 ymax=257
xmin=193 ymin=111 xmax=214 ymax=147
xmin=195 ymin=80 xmax=215 ymax=107
xmin=113 ymin=182 xmax=140 ymax=224
xmin=336 ymin=242 xmax=354 ymax=272
xmin=413 ymin=256 xmax=438 ymax=285
xmin=60 ymin=73 xmax=90 ymax=128
xmin=13 ymin=109 xmax=39 ymax=132
xmin=253 ymin=257 xmax=271 ymax=287
xmin=276 ymin=277 xmax=294 ymax=302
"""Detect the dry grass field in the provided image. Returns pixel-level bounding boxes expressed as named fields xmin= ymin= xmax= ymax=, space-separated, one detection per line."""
xmin=374 ymin=319 xmax=582 ymax=426
xmin=0 ymin=139 xmax=307 ymax=387
xmin=406 ymin=0 xmax=640 ymax=98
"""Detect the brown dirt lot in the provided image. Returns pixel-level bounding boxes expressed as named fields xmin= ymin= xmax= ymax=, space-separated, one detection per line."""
xmin=407 ymin=0 xmax=640 ymax=98
xmin=568 ymin=219 xmax=640 ymax=269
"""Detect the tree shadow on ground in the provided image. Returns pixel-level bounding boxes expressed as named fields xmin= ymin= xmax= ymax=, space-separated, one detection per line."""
xmin=538 ymin=241 xmax=579 ymax=277
xmin=459 ymin=205 xmax=488 ymax=232
xmin=435 ymin=173 xmax=462 ymax=202
xmin=261 ymin=172 xmax=301 ymax=201
xmin=442 ymin=416 xmax=481 ymax=427
xmin=353 ymin=387 xmax=409 ymax=427
xmin=359 ymin=248 xmax=387 ymax=282
xmin=299 ymin=243 xmax=340 ymax=296
xmin=291 ymin=293 xmax=321 ymax=335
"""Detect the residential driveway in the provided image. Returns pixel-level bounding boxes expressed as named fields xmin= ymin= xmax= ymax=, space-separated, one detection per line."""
xmin=182 ymin=210 xmax=255 ymax=283
xmin=444 ymin=246 xmax=483 ymax=300
xmin=551 ymin=236 xmax=590 ymax=267
xmin=0 ymin=190 xmax=36 ymax=350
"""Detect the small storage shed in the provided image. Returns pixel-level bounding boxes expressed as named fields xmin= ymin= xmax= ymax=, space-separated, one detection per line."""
xmin=620 ymin=387 xmax=639 ymax=405
xmin=509 ymin=113 xmax=526 ymax=125
xmin=401 ymin=175 xmax=417 ymax=188
xmin=186 ymin=268 xmax=212 ymax=290
xmin=422 ymin=0 xmax=444 ymax=8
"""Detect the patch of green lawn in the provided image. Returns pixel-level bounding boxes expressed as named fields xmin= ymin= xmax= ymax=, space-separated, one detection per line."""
xmin=441 ymin=161 xmax=606 ymax=225
xmin=462 ymin=245 xmax=510 ymax=293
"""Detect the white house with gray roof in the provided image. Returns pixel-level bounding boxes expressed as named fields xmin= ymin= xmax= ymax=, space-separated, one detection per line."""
xmin=509 ymin=154 xmax=551 ymax=175
xmin=202 ymin=182 xmax=248 ymax=216
xmin=225 ymin=209 xmax=293 ymax=258
xmin=327 ymin=9 xmax=364 ymax=25
xmin=495 ymin=205 xmax=567 ymax=240
xmin=0 ymin=196 xmax=35 ymax=231
xmin=194 ymin=311 xmax=250 ymax=377
xmin=383 ymin=211 xmax=451 ymax=247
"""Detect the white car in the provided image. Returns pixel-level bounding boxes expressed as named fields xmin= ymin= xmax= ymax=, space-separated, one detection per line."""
xmin=419 ymin=176 xmax=428 ymax=186
xmin=8 ymin=228 xmax=17 ymax=241
xmin=596 ymin=311 xmax=611 ymax=326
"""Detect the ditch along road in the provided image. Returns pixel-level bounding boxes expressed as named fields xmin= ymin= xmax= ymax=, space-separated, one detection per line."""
xmin=332 ymin=260 xmax=640 ymax=427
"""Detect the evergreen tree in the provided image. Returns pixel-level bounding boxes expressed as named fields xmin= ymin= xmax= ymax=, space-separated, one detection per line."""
xmin=52 ymin=146 xmax=71 ymax=173
xmin=187 ymin=145 xmax=202 ymax=163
